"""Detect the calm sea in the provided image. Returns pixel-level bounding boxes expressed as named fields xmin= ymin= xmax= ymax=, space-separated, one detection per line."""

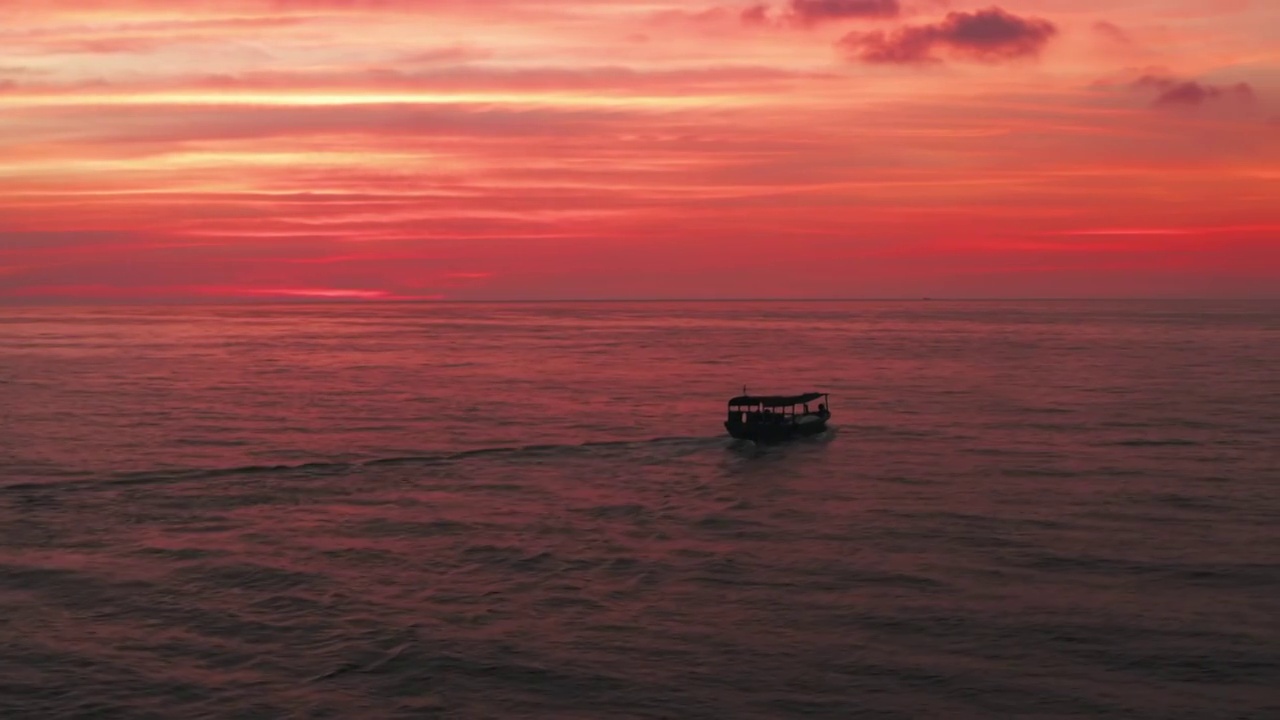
xmin=1 ymin=301 xmax=1277 ymax=719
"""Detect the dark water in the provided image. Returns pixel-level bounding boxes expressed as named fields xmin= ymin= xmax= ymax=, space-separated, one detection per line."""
xmin=1 ymin=301 xmax=1277 ymax=719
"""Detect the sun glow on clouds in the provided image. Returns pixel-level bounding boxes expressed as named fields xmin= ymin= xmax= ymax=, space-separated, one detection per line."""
xmin=1 ymin=1 xmax=1278 ymax=301
xmin=241 ymin=288 xmax=393 ymax=299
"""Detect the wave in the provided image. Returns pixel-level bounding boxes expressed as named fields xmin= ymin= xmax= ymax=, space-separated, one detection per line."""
xmin=0 ymin=435 xmax=726 ymax=493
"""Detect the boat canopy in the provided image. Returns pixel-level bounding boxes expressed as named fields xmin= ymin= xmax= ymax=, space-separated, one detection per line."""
xmin=728 ymin=392 xmax=825 ymax=408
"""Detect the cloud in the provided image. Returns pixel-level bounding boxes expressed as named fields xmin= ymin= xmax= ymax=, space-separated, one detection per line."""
xmin=839 ymin=7 xmax=1057 ymax=64
xmin=1092 ymin=21 xmax=1130 ymax=45
xmin=741 ymin=4 xmax=771 ymax=25
xmin=34 ymin=36 xmax=173 ymax=55
xmin=1132 ymin=75 xmax=1257 ymax=107
xmin=2 ymin=63 xmax=823 ymax=106
xmin=0 ymin=65 xmax=42 ymax=76
xmin=787 ymin=0 xmax=900 ymax=25
xmin=399 ymin=45 xmax=493 ymax=65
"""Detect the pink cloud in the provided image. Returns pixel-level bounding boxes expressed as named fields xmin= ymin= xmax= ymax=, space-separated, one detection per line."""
xmin=741 ymin=4 xmax=771 ymax=25
xmin=788 ymin=0 xmax=900 ymax=25
xmin=1092 ymin=20 xmax=1130 ymax=45
xmin=840 ymin=7 xmax=1058 ymax=64
xmin=1132 ymin=75 xmax=1257 ymax=107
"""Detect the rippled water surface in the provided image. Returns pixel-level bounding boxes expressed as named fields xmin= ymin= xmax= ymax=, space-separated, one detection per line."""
xmin=2 ymin=301 xmax=1277 ymax=718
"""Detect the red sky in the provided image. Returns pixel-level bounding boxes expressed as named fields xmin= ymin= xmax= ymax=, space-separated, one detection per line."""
xmin=1 ymin=0 xmax=1277 ymax=301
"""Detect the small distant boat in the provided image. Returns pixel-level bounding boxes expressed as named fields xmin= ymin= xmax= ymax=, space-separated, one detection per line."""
xmin=725 ymin=391 xmax=830 ymax=443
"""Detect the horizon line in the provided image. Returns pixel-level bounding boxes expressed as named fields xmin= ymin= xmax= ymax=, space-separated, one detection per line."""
xmin=3 ymin=296 xmax=1279 ymax=307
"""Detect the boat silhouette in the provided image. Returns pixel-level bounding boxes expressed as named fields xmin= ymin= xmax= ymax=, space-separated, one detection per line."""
xmin=725 ymin=391 xmax=830 ymax=443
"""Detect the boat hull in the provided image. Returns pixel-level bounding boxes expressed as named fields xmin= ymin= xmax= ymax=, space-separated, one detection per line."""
xmin=725 ymin=416 xmax=828 ymax=443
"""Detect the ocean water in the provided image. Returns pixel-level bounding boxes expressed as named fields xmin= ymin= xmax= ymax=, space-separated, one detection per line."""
xmin=1 ymin=300 xmax=1277 ymax=719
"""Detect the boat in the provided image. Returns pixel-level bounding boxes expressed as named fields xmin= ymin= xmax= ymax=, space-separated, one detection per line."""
xmin=725 ymin=391 xmax=830 ymax=442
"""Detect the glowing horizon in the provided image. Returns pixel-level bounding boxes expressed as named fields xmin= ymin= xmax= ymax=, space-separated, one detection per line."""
xmin=2 ymin=0 xmax=1278 ymax=301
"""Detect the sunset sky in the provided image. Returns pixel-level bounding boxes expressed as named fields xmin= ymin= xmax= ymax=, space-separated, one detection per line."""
xmin=1 ymin=0 xmax=1277 ymax=301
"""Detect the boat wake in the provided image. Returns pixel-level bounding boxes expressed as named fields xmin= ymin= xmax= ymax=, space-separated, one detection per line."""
xmin=0 ymin=435 xmax=728 ymax=492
